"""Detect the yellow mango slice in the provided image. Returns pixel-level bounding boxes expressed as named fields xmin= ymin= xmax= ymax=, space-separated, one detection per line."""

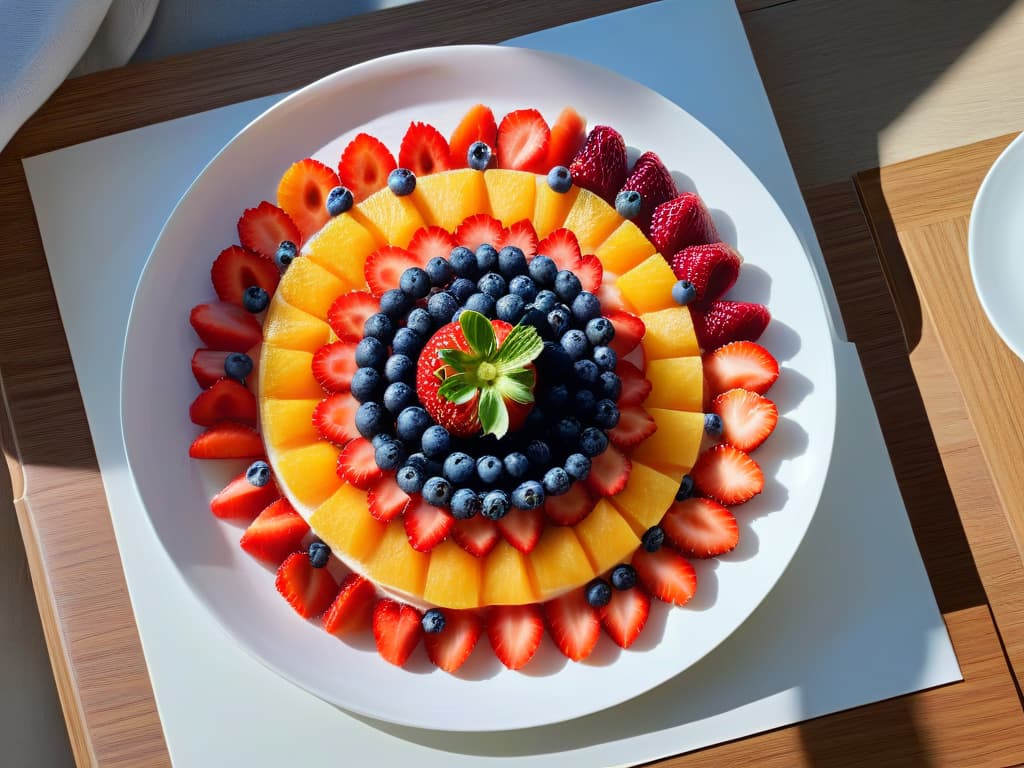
xmin=412 ymin=169 xmax=490 ymax=232
xmin=527 ymin=526 xmax=596 ymax=600
xmin=423 ymin=539 xmax=483 ymax=609
xmin=640 ymin=307 xmax=700 ymax=359
xmin=594 ymin=220 xmax=657 ymax=275
xmin=303 ymin=214 xmax=378 ymax=289
xmin=351 ymin=186 xmax=425 ymax=249
xmin=262 ymin=295 xmax=332 ymax=353
xmin=310 ymin=483 xmax=385 ymax=563
xmin=260 ymin=398 xmax=320 ymax=451
xmin=532 ymin=178 xmax=580 ymax=239
xmin=609 ymin=461 xmax=679 ymax=535
xmin=562 ymin=188 xmax=623 ymax=254
xmin=631 ymin=408 xmax=704 ymax=473
xmin=278 ymin=257 xmax=350 ymax=320
xmin=484 ymin=169 xmax=536 ymax=226
xmin=259 ymin=346 xmax=324 ymax=400
xmin=617 ymin=254 xmax=677 ymax=314
xmin=275 ymin=441 xmax=343 ymax=509
xmin=365 ymin=520 xmax=430 ymax=597
xmin=482 ymin=540 xmax=538 ymax=605
xmin=574 ymin=499 xmax=641 ymax=574
xmin=644 ymin=357 xmax=704 ymax=412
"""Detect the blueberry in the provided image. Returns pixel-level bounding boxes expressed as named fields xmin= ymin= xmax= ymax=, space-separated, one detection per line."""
xmin=405 ymin=307 xmax=433 ymax=337
xmin=476 ymin=455 xmax=503 ymax=485
xmin=351 ymin=367 xmax=383 ymax=402
xmin=476 ymin=243 xmax=499 ymax=273
xmin=610 ymin=563 xmax=638 ymax=590
xmin=498 ymin=246 xmax=528 ymax=278
xmin=422 ymin=476 xmax=453 ymax=507
xmin=554 ymin=270 xmax=582 ymax=303
xmin=387 ymin=167 xmax=416 ymax=196
xmin=449 ymin=246 xmax=479 ymax=279
xmin=383 ymin=381 xmax=415 ymax=414
xmin=326 ymin=185 xmax=354 ymax=216
xmin=275 ymin=240 xmax=297 ymax=269
xmin=355 ymin=401 xmax=387 ymax=438
xmin=571 ymin=291 xmax=601 ymax=324
xmin=574 ymin=388 xmax=597 ymax=419
xmin=524 ymin=407 xmax=546 ymax=433
xmin=593 ymin=399 xmax=620 ymax=429
xmin=560 ymin=329 xmax=590 ymax=361
xmin=547 ymin=306 xmax=572 ymax=337
xmin=363 ymin=312 xmax=394 ymax=344
xmin=425 ymin=256 xmax=454 ymax=287
xmin=532 ymin=289 xmax=558 ymax=312
xmin=480 ymin=489 xmax=511 ymax=520
xmin=245 ymin=460 xmax=271 ymax=487
xmin=503 ymin=452 xmax=530 ymax=479
xmin=450 ymin=488 xmax=481 ymax=519
xmin=542 ymin=383 xmax=570 ymax=410
xmin=598 ymin=370 xmax=622 ymax=400
xmin=371 ymin=432 xmax=392 ymax=450
xmin=422 ymin=608 xmax=446 ymax=634
xmin=224 ymin=352 xmax=253 ymax=382
xmin=672 ymin=279 xmax=697 ymax=306
xmin=585 ymin=317 xmax=615 ymax=346
xmin=449 ymin=276 xmax=476 ymax=303
xmin=547 ymin=165 xmax=573 ymax=193
xmin=242 ymin=285 xmax=269 ymax=313
xmin=308 ymin=541 xmax=331 ymax=568
xmin=564 ymin=452 xmax=591 ymax=481
xmin=542 ymin=466 xmax=571 ymax=496
xmin=529 ymin=257 xmax=558 ymax=287
xmin=580 ymin=426 xmax=608 ymax=457
xmin=400 ymin=267 xmax=431 ymax=299
xmin=464 ymin=292 xmax=496 ymax=317
xmin=526 ymin=440 xmax=551 ymax=467
xmin=641 ymin=526 xmax=665 ymax=552
xmin=704 ymin=413 xmax=723 ymax=436
xmin=396 ymin=464 xmax=425 ymax=495
xmin=676 ymin=474 xmax=695 ymax=502
xmin=476 ymin=271 xmax=506 ymax=300
xmin=385 ymin=353 xmax=414 ymax=383
xmin=355 ymin=336 xmax=387 ymax=369
xmin=508 ymin=274 xmax=538 ymax=302
xmin=615 ymin=189 xmax=642 ymax=219
xmin=467 ymin=141 xmax=492 ymax=170
xmin=421 ymin=425 xmax=451 ymax=458
xmin=519 ymin=307 xmax=549 ymax=337
xmin=496 ymin=293 xmax=526 ymax=323
xmin=391 ymin=327 xmax=423 ymax=358
xmin=554 ymin=417 xmax=582 ymax=445
xmin=511 ymin=480 xmax=545 ymax=510
xmin=537 ymin=342 xmax=572 ymax=378
xmin=440 ymin=452 xmax=472 ymax=485
xmin=585 ymin=578 xmax=612 ymax=608
xmin=574 ymin=359 xmax=600 ymax=386
xmin=375 ymin=438 xmax=407 ymax=471
xmin=592 ymin=345 xmax=617 ymax=371
xmin=396 ymin=406 xmax=432 ymax=442
xmin=406 ymin=452 xmax=441 ymax=476
xmin=428 ymin=291 xmax=459 ymax=324
xmin=379 ymin=288 xmax=412 ymax=318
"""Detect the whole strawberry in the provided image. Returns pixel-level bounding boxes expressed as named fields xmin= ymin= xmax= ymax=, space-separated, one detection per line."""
xmin=693 ymin=300 xmax=770 ymax=350
xmin=648 ymin=192 xmax=719 ymax=256
xmin=618 ymin=151 xmax=677 ymax=231
xmin=669 ymin=242 xmax=742 ymax=307
xmin=569 ymin=126 xmax=627 ymax=204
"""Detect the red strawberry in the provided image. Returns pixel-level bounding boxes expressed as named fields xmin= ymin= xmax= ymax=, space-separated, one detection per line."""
xmin=191 ymin=349 xmax=230 ymax=388
xmin=190 ymin=302 xmax=262 ymax=352
xmin=451 ymin=515 xmax=500 ymax=557
xmin=209 ymin=470 xmax=279 ymax=521
xmin=364 ymin=245 xmax=420 ymax=297
xmin=619 ymin=151 xmax=677 ymax=231
xmin=600 ymin=585 xmax=650 ymax=648
xmin=608 ymin=406 xmax=657 ymax=449
xmin=693 ymin=301 xmax=770 ymax=350
xmin=313 ymin=392 xmax=359 ymax=445
xmin=496 ymin=219 xmax=538 ymax=258
xmin=239 ymin=498 xmax=309 ymax=564
xmin=596 ymin=281 xmax=628 ymax=313
xmin=569 ymin=125 xmax=627 ymax=203
xmin=495 ymin=109 xmax=550 ymax=173
xmin=577 ymin=254 xmax=603 ymax=293
xmin=713 ymin=389 xmax=778 ymax=452
xmin=605 ymin=310 xmax=645 ymax=357
xmin=662 ymin=497 xmax=739 ymax=558
xmin=703 ymin=341 xmax=779 ymax=396
xmin=547 ymin=106 xmax=587 ymax=169
xmin=367 ymin=477 xmax=410 ymax=523
xmin=616 ymin=360 xmax=653 ymax=407
xmin=424 ymin=610 xmax=483 ymax=673
xmin=327 ymin=291 xmax=378 ymax=342
xmin=543 ymin=482 xmax=592 ymax=526
xmin=338 ymin=133 xmax=397 ymax=203
xmin=275 ymin=551 xmax=337 ymax=618
xmin=669 ymin=243 xmax=741 ymax=307
xmin=336 ymin=437 xmax=383 ymax=489
xmin=454 ymin=213 xmax=505 ymax=251
xmin=408 ymin=225 xmax=457 ymax=264
xmin=237 ymin=201 xmax=301 ymax=256
xmin=487 ymin=604 xmax=544 ymax=670
xmin=189 ymin=422 xmax=263 ymax=459
xmin=449 ymin=104 xmax=498 ymax=169
xmin=277 ymin=158 xmax=340 ymax=240
xmin=398 ymin=121 xmax=452 ymax=177
xmin=372 ymin=599 xmax=422 ymax=666
xmin=585 ymin=445 xmax=632 ymax=497
xmin=210 ymin=245 xmax=280 ymax=306
xmin=496 ymin=507 xmax=544 ymax=554
xmin=535 ymin=228 xmax=582 ymax=271
xmin=404 ymin=495 xmax=454 ymax=552
xmin=311 ymin=340 xmax=357 ymax=392
xmin=189 ymin=378 xmax=257 ymax=426
xmin=632 ymin=547 xmax=697 ymax=606
xmin=691 ymin=444 xmax=764 ymax=506
xmin=648 ymin=193 xmax=719 ymax=256
xmin=544 ymin=589 xmax=600 ymax=662
xmin=323 ymin=573 xmax=377 ymax=635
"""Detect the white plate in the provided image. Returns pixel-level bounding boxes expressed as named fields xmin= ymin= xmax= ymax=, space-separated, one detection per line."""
xmin=121 ymin=45 xmax=836 ymax=731
xmin=969 ymin=132 xmax=1024 ymax=361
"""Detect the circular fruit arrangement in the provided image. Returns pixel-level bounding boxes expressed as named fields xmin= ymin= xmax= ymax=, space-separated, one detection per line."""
xmin=186 ymin=104 xmax=781 ymax=672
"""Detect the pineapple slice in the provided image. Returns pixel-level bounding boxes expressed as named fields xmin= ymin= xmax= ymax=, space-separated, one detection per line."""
xmin=261 ymin=398 xmax=320 ymax=451
xmin=640 ymin=307 xmax=700 ymax=358
xmin=303 ymin=214 xmax=379 ymax=289
xmin=631 ymin=408 xmax=705 ymax=474
xmin=617 ymin=254 xmax=678 ymax=314
xmin=351 ymin=186 xmax=426 ymax=248
xmin=413 ymin=169 xmax=490 ymax=232
xmin=262 ymin=295 xmax=332 ymax=353
xmin=278 ymin=257 xmax=350 ymax=319
xmin=594 ymin=220 xmax=656 ymax=275
xmin=532 ymin=177 xmax=580 ymax=239
xmin=310 ymin=483 xmax=385 ymax=562
xmin=424 ymin=539 xmax=483 ymax=608
xmin=485 ymin=169 xmax=536 ymax=226
xmin=275 ymin=441 xmax=343 ymax=509
xmin=482 ymin=540 xmax=538 ymax=605
xmin=561 ymin=188 xmax=623 ymax=254
xmin=644 ymin=357 xmax=704 ymax=411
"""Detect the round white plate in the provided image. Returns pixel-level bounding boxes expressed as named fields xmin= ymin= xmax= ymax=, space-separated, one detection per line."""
xmin=969 ymin=132 xmax=1024 ymax=361
xmin=121 ymin=45 xmax=836 ymax=731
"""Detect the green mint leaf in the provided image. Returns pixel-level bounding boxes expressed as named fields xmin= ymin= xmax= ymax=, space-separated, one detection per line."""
xmin=495 ymin=323 xmax=544 ymax=372
xmin=494 ymin=370 xmax=535 ymax=404
xmin=478 ymin=386 xmax=510 ymax=438
xmin=438 ymin=373 xmax=478 ymax=405
xmin=459 ymin=310 xmax=497 ymax=358
xmin=438 ymin=348 xmax=479 ymax=372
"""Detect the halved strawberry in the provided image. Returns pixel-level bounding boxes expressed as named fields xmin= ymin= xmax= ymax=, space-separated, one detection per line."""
xmin=585 ymin=445 xmax=632 ymax=497
xmin=408 ymin=225 xmax=457 ymax=265
xmin=449 ymin=104 xmax=498 ymax=169
xmin=364 ymin=245 xmax=420 ymax=297
xmin=713 ymin=388 xmax=778 ymax=452
xmin=399 ymin=122 xmax=452 ymax=177
xmin=454 ymin=213 xmax=505 ymax=252
xmin=600 ymin=585 xmax=650 ymax=649
xmin=335 ymin=436 xmax=382 ymax=489
xmin=189 ymin=378 xmax=257 ymax=426
xmin=543 ymin=482 xmax=592 ymax=526
xmin=190 ymin=302 xmax=262 ymax=352
xmin=647 ymin=192 xmax=719 ymax=256
xmin=239 ymin=498 xmax=309 ymax=564
xmin=209 ymin=470 xmax=279 ymax=521
xmin=338 ymin=133 xmax=397 ymax=203
xmin=495 ymin=109 xmax=550 ymax=173
xmin=703 ymin=340 xmax=779 ymax=396
xmin=496 ymin=219 xmax=538 ymax=258
xmin=662 ymin=497 xmax=739 ymax=558
xmin=608 ymin=406 xmax=657 ymax=448
xmin=632 ymin=547 xmax=697 ymax=606
xmin=451 ymin=515 xmax=500 ymax=557
xmin=191 ymin=349 xmax=230 ymax=388
xmin=275 ymin=551 xmax=337 ymax=619
xmin=373 ymin=599 xmax=423 ymax=666
xmin=323 ymin=573 xmax=377 ymax=635
xmin=669 ymin=242 xmax=742 ymax=307
xmin=544 ymin=589 xmax=600 ymax=662
xmin=311 ymin=340 xmax=357 ymax=392
xmin=694 ymin=301 xmax=771 ymax=351
xmin=277 ymin=158 xmax=340 ymax=240
xmin=619 ymin=151 xmax=677 ymax=231
xmin=487 ymin=604 xmax=544 ymax=670
xmin=496 ymin=507 xmax=544 ymax=554
xmin=189 ymin=422 xmax=263 ymax=459
xmin=424 ymin=610 xmax=483 ymax=673
xmin=691 ymin=444 xmax=764 ymax=506
xmin=210 ymin=245 xmax=280 ymax=307
xmin=327 ymin=291 xmax=378 ymax=342
xmin=577 ymin=254 xmax=603 ymax=293
xmin=404 ymin=495 xmax=454 ymax=552
xmin=367 ymin=477 xmax=410 ymax=522
xmin=605 ymin=311 xmax=645 ymax=357
xmin=535 ymin=228 xmax=582 ymax=271
xmin=313 ymin=392 xmax=359 ymax=445
xmin=237 ymin=201 xmax=301 ymax=256
xmin=546 ymin=106 xmax=587 ymax=169
xmin=616 ymin=360 xmax=653 ymax=407
xmin=569 ymin=125 xmax=627 ymax=203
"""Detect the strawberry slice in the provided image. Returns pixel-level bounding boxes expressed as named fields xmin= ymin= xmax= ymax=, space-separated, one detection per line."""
xmin=648 ymin=192 xmax=719 ymax=256
xmin=496 ymin=219 xmax=538 ymax=258
xmin=487 ymin=604 xmax=544 ymax=670
xmin=399 ymin=122 xmax=452 ymax=177
xmin=277 ymin=158 xmax=340 ymax=240
xmin=323 ymin=573 xmax=377 ymax=635
xmin=662 ymin=497 xmax=739 ymax=558
xmin=547 ymin=106 xmax=587 ymax=169
xmin=189 ymin=378 xmax=257 ymax=426
xmin=335 ymin=436 xmax=382 ymax=489
xmin=713 ymin=389 xmax=778 ymax=452
xmin=544 ymin=589 xmax=601 ymax=662
xmin=691 ymin=444 xmax=764 ymax=506
xmin=275 ymin=551 xmax=337 ymax=618
xmin=616 ymin=360 xmax=652 ymax=407
xmin=239 ymin=498 xmax=309 ymax=564
xmin=338 ymin=133 xmax=397 ymax=203
xmin=454 ymin=213 xmax=505 ymax=252
xmin=449 ymin=104 xmax=498 ymax=169
xmin=495 ymin=108 xmax=550 ymax=173
xmin=327 ymin=291 xmax=378 ymax=342
xmin=601 ymin=585 xmax=650 ymax=649
xmin=189 ymin=422 xmax=263 ymax=459
xmin=608 ymin=406 xmax=657 ymax=449
xmin=313 ymin=392 xmax=359 ymax=445
xmin=209 ymin=470 xmax=279 ymax=521
xmin=619 ymin=151 xmax=677 ymax=231
xmin=311 ymin=340 xmax=357 ymax=392
xmin=577 ymin=254 xmax=603 ymax=293
xmin=408 ymin=225 xmax=457 ymax=265
xmin=543 ymin=482 xmax=593 ymax=526
xmin=191 ymin=349 xmax=230 ymax=388
xmin=424 ymin=610 xmax=483 ymax=673
xmin=535 ymin=228 xmax=582 ymax=271
xmin=404 ymin=495 xmax=454 ymax=552
xmin=585 ymin=445 xmax=632 ymax=497
xmin=632 ymin=547 xmax=697 ymax=606
xmin=190 ymin=302 xmax=262 ymax=352
xmin=596 ymin=281 xmax=628 ymax=313
xmin=373 ymin=599 xmax=422 ymax=666
xmin=569 ymin=125 xmax=627 ymax=203
xmin=703 ymin=341 xmax=780 ymax=397
xmin=605 ymin=310 xmax=645 ymax=357
xmin=451 ymin=515 xmax=500 ymax=557
xmin=367 ymin=477 xmax=410 ymax=523
xmin=237 ymin=201 xmax=301 ymax=256
xmin=694 ymin=301 xmax=771 ymax=352
xmin=210 ymin=245 xmax=280 ymax=306
xmin=669 ymin=242 xmax=742 ymax=307
xmin=364 ymin=245 xmax=420 ymax=297
xmin=496 ymin=507 xmax=544 ymax=554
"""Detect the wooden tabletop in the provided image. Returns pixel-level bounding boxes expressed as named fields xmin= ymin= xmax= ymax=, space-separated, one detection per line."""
xmin=4 ymin=1 xmax=1024 ymax=765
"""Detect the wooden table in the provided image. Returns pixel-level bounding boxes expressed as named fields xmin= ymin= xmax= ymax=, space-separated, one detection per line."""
xmin=4 ymin=1 xmax=1024 ymax=765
